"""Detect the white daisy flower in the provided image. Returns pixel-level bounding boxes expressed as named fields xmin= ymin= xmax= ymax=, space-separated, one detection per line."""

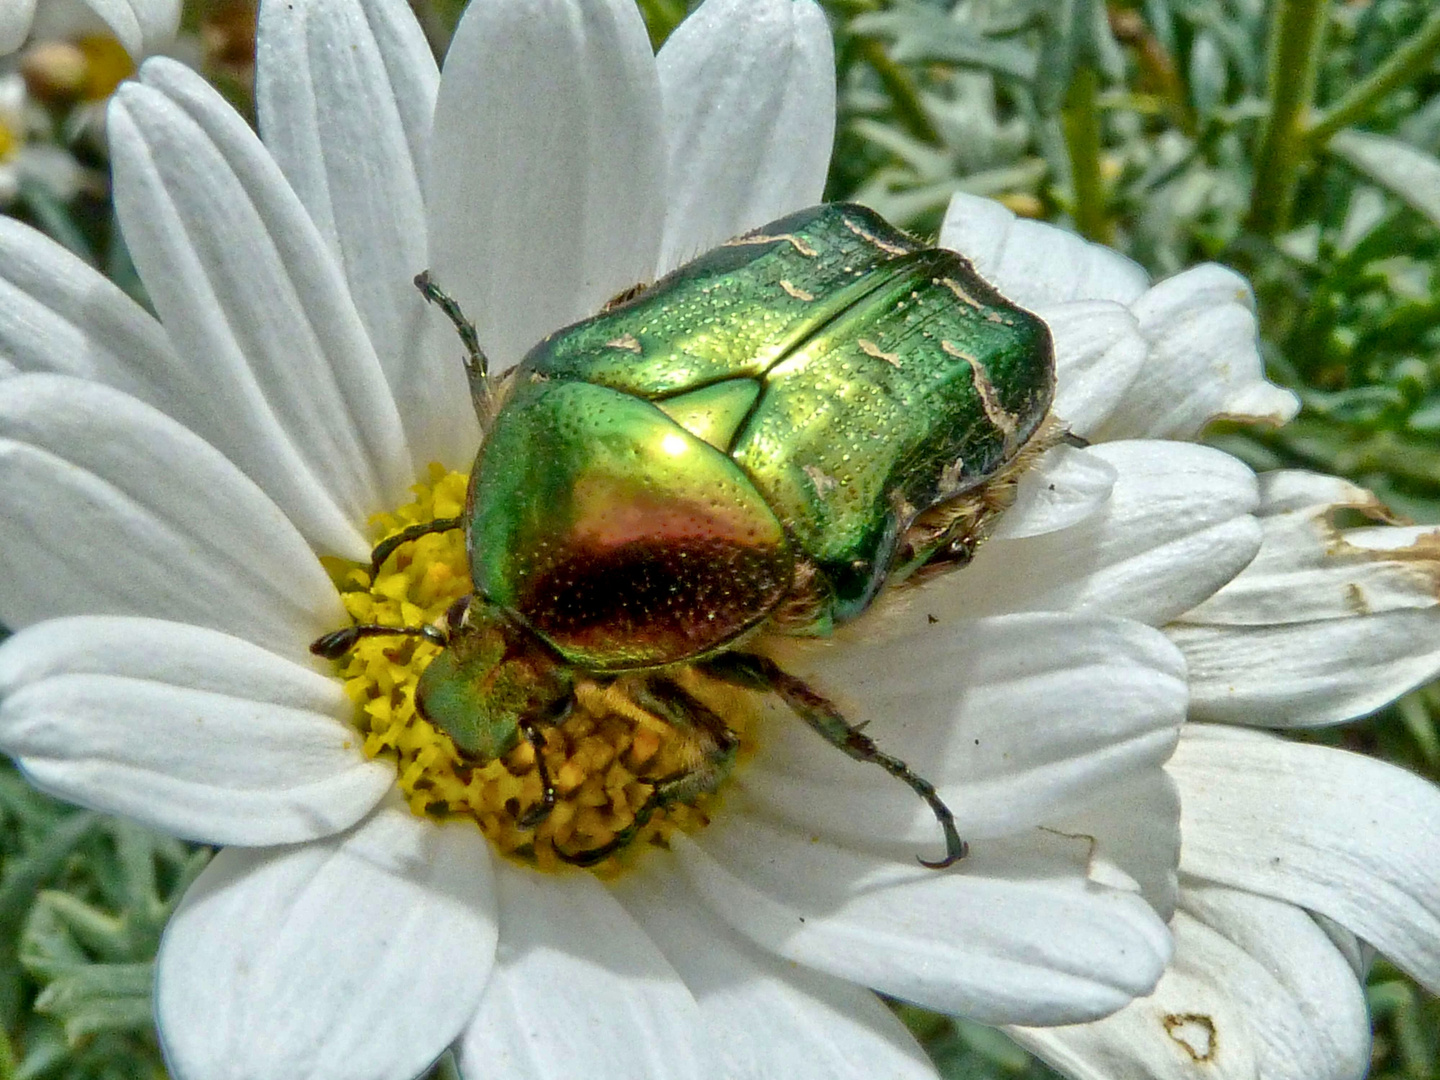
xmin=0 ymin=2 xmax=1435 ymax=1080
xmin=0 ymin=0 xmax=180 ymax=57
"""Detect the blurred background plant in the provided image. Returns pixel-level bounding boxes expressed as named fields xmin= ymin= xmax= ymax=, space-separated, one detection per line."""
xmin=1 ymin=0 xmax=1438 ymax=1077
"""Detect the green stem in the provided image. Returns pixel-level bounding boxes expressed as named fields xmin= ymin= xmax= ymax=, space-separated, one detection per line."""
xmin=1247 ymin=0 xmax=1331 ymax=234
xmin=1305 ymin=6 xmax=1440 ymax=147
xmin=1061 ymin=65 xmax=1111 ymax=243
xmin=857 ymin=39 xmax=942 ymax=146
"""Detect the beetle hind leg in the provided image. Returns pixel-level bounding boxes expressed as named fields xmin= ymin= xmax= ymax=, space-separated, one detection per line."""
xmin=554 ymin=676 xmax=739 ymax=867
xmin=700 ymin=652 xmax=968 ymax=869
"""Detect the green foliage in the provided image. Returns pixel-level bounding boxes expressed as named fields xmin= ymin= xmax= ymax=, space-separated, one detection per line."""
xmin=0 ymin=764 xmax=208 ymax=1079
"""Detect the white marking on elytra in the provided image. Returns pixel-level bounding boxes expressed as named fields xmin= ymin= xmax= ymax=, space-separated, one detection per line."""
xmin=938 ymin=277 xmax=984 ymax=310
xmin=803 ymin=464 xmax=838 ymax=496
xmin=605 ymin=333 xmax=643 ymax=353
xmin=725 ymin=232 xmax=819 ymax=257
xmin=941 ymin=340 xmax=1018 ymax=439
xmin=858 ymin=338 xmax=903 ymax=368
xmin=842 ymin=216 xmax=910 ymax=256
xmin=779 ymin=279 xmax=816 ymax=301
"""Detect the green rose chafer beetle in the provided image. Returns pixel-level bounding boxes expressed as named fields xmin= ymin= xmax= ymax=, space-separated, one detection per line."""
xmin=314 ymin=203 xmax=1056 ymax=867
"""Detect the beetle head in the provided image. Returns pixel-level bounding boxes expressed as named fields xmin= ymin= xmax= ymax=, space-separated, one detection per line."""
xmin=415 ymin=599 xmax=574 ymax=761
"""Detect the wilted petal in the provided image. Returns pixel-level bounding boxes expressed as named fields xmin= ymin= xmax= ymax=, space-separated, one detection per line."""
xmin=749 ymin=612 xmax=1184 ymax=845
xmin=1011 ymin=886 xmax=1369 ymax=1080
xmin=884 ymin=441 xmax=1259 ymax=632
xmin=1171 ymin=724 xmax=1440 ymax=993
xmin=110 ymin=59 xmax=411 ymax=558
xmin=680 ymin=819 xmax=1171 ymax=1025
xmin=656 ymin=0 xmax=834 ymax=272
xmin=157 ymin=805 xmax=496 ymax=1080
xmin=615 ymin=862 xmax=938 ymax=1080
xmin=428 ymin=0 xmax=667 ymax=371
xmin=1171 ymin=470 xmax=1440 ymax=726
xmin=0 ymin=374 xmax=342 ymax=650
xmin=0 ymin=617 xmax=391 ymax=846
xmin=457 ymin=864 xmax=704 ymax=1080
xmin=255 ymin=0 xmax=479 ymax=470
xmin=1095 ymin=265 xmax=1299 ymax=439
xmin=939 ymin=192 xmax=1149 ymax=309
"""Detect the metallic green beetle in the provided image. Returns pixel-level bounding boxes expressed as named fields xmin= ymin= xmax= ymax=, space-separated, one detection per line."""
xmin=314 ymin=203 xmax=1056 ymax=867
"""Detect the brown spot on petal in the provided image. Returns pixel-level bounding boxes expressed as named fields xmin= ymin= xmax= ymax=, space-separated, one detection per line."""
xmin=1163 ymin=1013 xmax=1217 ymax=1062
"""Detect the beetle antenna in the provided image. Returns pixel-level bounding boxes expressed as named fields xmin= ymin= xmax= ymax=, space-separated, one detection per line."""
xmin=368 ymin=516 xmax=466 ymax=581
xmin=701 ymin=652 xmax=968 ymax=869
xmin=309 ymin=623 xmax=447 ymax=660
xmin=415 ymin=271 xmax=491 ymax=413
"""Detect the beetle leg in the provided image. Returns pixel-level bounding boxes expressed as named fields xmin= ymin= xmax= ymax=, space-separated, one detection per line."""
xmin=515 ymin=719 xmax=558 ymax=828
xmin=701 ymin=652 xmax=968 ymax=869
xmin=554 ymin=677 xmax=738 ymax=867
xmin=414 ymin=270 xmax=491 ymax=414
xmin=368 ymin=516 xmax=465 ymax=582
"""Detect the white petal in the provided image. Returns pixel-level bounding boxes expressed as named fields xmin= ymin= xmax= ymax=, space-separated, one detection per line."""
xmin=1173 ymin=611 xmax=1440 ymax=728
xmin=614 ymin=862 xmax=938 ymax=1080
xmin=157 ymin=805 xmax=497 ymax=1080
xmin=1011 ymin=888 xmax=1369 ymax=1080
xmin=110 ymin=59 xmax=412 ymax=558
xmin=991 ymin=444 xmax=1117 ymax=539
xmin=749 ymin=613 xmax=1185 ymax=845
xmin=1095 ymin=265 xmax=1300 ymax=439
xmin=457 ymin=863 xmax=704 ymax=1080
xmin=255 ymin=0 xmax=478 ymax=470
xmin=883 ymin=441 xmax=1260 ymax=631
xmin=0 ymin=616 xmax=392 ymax=846
xmin=0 ymin=215 xmax=199 ymax=416
xmin=1171 ymin=724 xmax=1440 ymax=993
xmin=1042 ymin=769 xmax=1181 ymax=920
xmin=655 ymin=0 xmax=834 ymax=273
xmin=427 ymin=0 xmax=667 ymax=371
xmin=0 ymin=374 xmax=342 ymax=651
xmin=939 ymin=192 xmax=1150 ymax=309
xmin=1171 ymin=470 xmax=1440 ymax=726
xmin=1037 ymin=299 xmax=1149 ymax=437
xmin=0 ymin=0 xmax=36 ymax=54
xmin=77 ymin=0 xmax=181 ymax=55
xmin=1184 ymin=473 xmax=1439 ymax=625
xmin=680 ymin=820 xmax=1171 ymax=1025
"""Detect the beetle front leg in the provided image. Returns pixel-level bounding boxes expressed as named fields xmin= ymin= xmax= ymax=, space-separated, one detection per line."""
xmin=554 ymin=677 xmax=739 ymax=867
xmin=701 ymin=652 xmax=968 ymax=869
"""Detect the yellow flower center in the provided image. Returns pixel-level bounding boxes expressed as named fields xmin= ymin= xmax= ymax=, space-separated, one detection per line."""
xmin=75 ymin=35 xmax=135 ymax=101
xmin=321 ymin=465 xmax=760 ymax=874
xmin=0 ymin=119 xmax=15 ymax=162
